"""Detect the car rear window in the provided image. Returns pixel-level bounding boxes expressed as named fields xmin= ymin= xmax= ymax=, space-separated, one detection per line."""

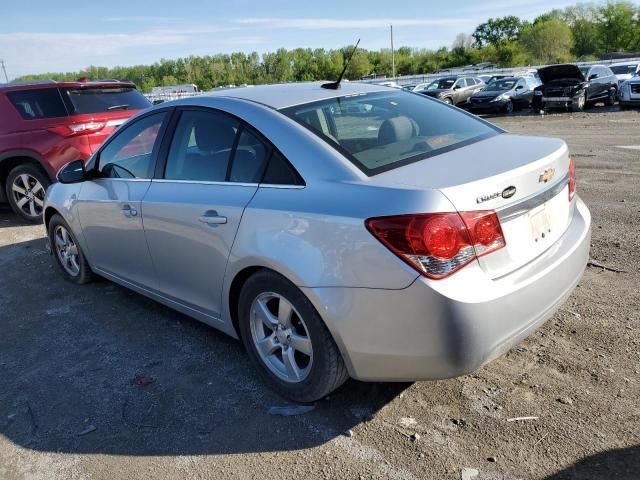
xmin=281 ymin=91 xmax=500 ymax=176
xmin=7 ymin=89 xmax=67 ymax=119
xmin=62 ymin=87 xmax=151 ymax=114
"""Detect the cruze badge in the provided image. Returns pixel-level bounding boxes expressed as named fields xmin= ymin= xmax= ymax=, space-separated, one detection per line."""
xmin=539 ymin=168 xmax=555 ymax=183
xmin=476 ymin=185 xmax=517 ymax=204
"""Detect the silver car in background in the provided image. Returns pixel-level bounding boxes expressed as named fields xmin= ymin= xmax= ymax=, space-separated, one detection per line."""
xmin=44 ymin=82 xmax=591 ymax=401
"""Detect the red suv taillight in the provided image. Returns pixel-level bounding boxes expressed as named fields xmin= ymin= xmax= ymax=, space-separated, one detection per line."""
xmin=568 ymin=158 xmax=576 ymax=201
xmin=47 ymin=122 xmax=106 ymax=137
xmin=366 ymin=211 xmax=506 ymax=280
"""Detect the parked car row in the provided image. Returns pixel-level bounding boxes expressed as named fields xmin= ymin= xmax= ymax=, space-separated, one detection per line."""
xmin=398 ymin=61 xmax=640 ymax=116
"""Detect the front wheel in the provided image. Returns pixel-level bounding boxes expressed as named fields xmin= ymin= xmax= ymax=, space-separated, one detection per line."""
xmin=48 ymin=214 xmax=94 ymax=284
xmin=570 ymin=92 xmax=586 ymax=112
xmin=503 ymin=100 xmax=514 ymax=114
xmin=442 ymin=97 xmax=453 ymax=105
xmin=6 ymin=164 xmax=50 ymax=223
xmin=604 ymin=88 xmax=617 ymax=106
xmin=238 ymin=270 xmax=349 ymax=402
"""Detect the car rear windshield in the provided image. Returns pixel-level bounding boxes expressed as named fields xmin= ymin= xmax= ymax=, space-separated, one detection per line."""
xmin=62 ymin=87 xmax=151 ymax=114
xmin=611 ymin=65 xmax=638 ymax=75
xmin=281 ymin=91 xmax=501 ymax=176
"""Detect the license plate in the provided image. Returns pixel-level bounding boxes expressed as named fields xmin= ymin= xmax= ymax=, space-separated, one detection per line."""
xmin=529 ymin=203 xmax=551 ymax=243
xmin=543 ymin=96 xmax=570 ymax=102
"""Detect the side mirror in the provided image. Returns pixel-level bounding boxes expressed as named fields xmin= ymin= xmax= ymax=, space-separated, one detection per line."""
xmin=588 ymin=74 xmax=598 ymax=81
xmin=453 ymin=85 xmax=461 ymax=90
xmin=515 ymin=85 xmax=524 ymax=90
xmin=57 ymin=160 xmax=88 ymax=184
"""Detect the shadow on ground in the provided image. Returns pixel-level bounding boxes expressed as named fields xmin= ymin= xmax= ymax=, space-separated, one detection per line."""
xmin=545 ymin=445 xmax=640 ymax=480
xmin=0 ymin=224 xmax=409 ymax=456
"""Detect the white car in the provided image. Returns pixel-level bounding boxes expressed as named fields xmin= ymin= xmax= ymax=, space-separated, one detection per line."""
xmin=610 ymin=62 xmax=640 ymax=85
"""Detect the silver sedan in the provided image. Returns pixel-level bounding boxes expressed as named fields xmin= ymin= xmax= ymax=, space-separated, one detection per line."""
xmin=44 ymin=82 xmax=591 ymax=401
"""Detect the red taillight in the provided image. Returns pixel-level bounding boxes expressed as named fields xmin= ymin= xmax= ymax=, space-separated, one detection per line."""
xmin=568 ymin=158 xmax=576 ymax=201
xmin=366 ymin=211 xmax=505 ymax=280
xmin=48 ymin=122 xmax=105 ymax=137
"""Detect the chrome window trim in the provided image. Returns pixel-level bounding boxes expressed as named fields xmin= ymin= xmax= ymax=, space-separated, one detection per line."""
xmin=150 ymin=179 xmax=305 ymax=189
xmin=497 ymin=172 xmax=570 ymax=221
xmin=92 ymin=177 xmax=151 ymax=182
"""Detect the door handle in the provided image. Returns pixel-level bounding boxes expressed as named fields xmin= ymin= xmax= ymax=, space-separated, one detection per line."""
xmin=199 ymin=211 xmax=227 ymax=225
xmin=121 ymin=205 xmax=138 ymax=217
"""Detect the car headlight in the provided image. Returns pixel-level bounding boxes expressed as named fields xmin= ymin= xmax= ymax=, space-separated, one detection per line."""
xmin=491 ymin=94 xmax=509 ymax=102
xmin=622 ymin=82 xmax=631 ymax=97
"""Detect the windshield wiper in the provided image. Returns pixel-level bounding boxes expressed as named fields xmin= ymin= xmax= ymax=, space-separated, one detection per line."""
xmin=107 ymin=104 xmax=129 ymax=111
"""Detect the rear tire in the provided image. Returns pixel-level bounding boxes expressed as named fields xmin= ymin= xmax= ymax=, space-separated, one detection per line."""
xmin=48 ymin=214 xmax=93 ymax=285
xmin=238 ymin=270 xmax=349 ymax=402
xmin=6 ymin=164 xmax=50 ymax=223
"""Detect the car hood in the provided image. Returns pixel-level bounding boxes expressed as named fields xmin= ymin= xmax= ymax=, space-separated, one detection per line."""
xmin=423 ymin=89 xmax=449 ymax=96
xmin=538 ymin=64 xmax=585 ymax=83
xmin=472 ymin=89 xmax=511 ymax=99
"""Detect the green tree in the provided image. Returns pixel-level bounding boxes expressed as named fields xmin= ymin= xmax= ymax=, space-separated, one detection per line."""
xmin=519 ymin=19 xmax=574 ymax=64
xmin=596 ymin=1 xmax=636 ymax=53
xmin=473 ymin=16 xmax=524 ymax=47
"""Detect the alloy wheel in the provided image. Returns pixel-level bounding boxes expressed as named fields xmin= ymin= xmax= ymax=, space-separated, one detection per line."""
xmin=54 ymin=225 xmax=81 ymax=277
xmin=249 ymin=292 xmax=313 ymax=383
xmin=11 ymin=173 xmax=45 ymax=218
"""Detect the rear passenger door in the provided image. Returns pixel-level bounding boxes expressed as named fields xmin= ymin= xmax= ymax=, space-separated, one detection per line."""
xmin=141 ymin=108 xmax=268 ymax=320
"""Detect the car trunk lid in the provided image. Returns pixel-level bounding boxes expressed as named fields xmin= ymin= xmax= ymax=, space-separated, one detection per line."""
xmin=372 ymin=133 xmax=574 ymax=278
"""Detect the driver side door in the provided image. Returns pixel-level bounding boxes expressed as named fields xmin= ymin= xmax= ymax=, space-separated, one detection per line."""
xmin=76 ymin=110 xmax=170 ymax=289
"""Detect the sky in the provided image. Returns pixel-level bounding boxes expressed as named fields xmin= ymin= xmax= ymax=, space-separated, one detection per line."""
xmin=1 ymin=0 xmax=584 ymax=80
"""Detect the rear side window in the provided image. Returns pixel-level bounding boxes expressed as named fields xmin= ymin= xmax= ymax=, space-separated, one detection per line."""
xmin=262 ymin=150 xmax=304 ymax=185
xmin=7 ymin=89 xmax=67 ymax=119
xmin=62 ymin=87 xmax=151 ymax=114
xmin=282 ymin=91 xmax=500 ymax=176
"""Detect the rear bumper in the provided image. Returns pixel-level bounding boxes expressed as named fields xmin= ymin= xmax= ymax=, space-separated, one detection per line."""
xmin=303 ymin=197 xmax=591 ymax=381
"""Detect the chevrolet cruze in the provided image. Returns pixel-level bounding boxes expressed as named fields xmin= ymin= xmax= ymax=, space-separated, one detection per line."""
xmin=44 ymin=82 xmax=591 ymax=401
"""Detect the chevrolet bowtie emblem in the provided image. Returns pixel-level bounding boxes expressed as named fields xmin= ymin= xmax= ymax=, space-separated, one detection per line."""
xmin=539 ymin=168 xmax=555 ymax=183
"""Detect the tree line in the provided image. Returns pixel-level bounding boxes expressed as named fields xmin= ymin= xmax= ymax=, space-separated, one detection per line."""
xmin=14 ymin=1 xmax=640 ymax=91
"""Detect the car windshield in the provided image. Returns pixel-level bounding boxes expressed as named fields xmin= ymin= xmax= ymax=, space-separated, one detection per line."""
xmin=282 ymin=91 xmax=500 ymax=175
xmin=485 ymin=79 xmax=517 ymax=91
xmin=611 ymin=65 xmax=638 ymax=75
xmin=63 ymin=87 xmax=151 ymax=114
xmin=426 ymin=78 xmax=455 ymax=90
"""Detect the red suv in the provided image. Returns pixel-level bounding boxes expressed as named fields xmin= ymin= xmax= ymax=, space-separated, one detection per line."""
xmin=0 ymin=79 xmax=151 ymax=222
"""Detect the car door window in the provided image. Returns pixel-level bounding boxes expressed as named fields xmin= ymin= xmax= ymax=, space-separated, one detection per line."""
xmin=589 ymin=68 xmax=599 ymax=80
xmin=453 ymin=79 xmax=464 ymax=89
xmin=229 ymin=129 xmax=270 ymax=183
xmin=515 ymin=79 xmax=527 ymax=90
xmin=98 ymin=112 xmax=166 ymax=179
xmin=165 ymin=110 xmax=240 ymax=182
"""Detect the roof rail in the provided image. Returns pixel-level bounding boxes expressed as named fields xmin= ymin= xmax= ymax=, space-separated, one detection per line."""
xmin=0 ymin=79 xmax=58 ymax=87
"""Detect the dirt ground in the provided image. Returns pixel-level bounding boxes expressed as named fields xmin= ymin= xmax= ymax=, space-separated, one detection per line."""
xmin=0 ymin=107 xmax=639 ymax=480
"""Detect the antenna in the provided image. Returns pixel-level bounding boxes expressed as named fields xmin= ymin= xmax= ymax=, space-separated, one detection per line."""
xmin=321 ymin=39 xmax=361 ymax=90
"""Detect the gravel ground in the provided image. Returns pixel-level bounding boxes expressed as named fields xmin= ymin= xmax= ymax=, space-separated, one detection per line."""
xmin=0 ymin=107 xmax=639 ymax=480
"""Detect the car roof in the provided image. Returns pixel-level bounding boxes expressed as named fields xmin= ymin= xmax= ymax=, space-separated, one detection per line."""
xmin=0 ymin=80 xmax=136 ymax=92
xmin=205 ymin=81 xmax=389 ymax=109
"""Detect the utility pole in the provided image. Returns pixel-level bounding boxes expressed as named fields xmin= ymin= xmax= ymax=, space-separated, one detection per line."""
xmin=0 ymin=60 xmax=8 ymax=83
xmin=390 ymin=25 xmax=396 ymax=79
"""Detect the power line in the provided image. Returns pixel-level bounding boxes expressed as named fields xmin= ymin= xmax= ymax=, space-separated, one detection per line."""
xmin=0 ymin=60 xmax=8 ymax=83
